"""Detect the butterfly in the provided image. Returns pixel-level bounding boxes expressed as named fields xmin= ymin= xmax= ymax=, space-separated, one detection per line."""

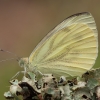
xmin=17 ymin=12 xmax=98 ymax=78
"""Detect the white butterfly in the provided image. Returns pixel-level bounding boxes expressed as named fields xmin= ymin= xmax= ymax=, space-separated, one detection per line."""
xmin=15 ymin=12 xmax=98 ymax=78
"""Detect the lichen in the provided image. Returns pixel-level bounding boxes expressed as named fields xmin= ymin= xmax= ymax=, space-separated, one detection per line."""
xmin=4 ymin=68 xmax=100 ymax=100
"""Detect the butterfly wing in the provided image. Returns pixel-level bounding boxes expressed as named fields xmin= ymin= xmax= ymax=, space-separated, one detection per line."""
xmin=29 ymin=12 xmax=98 ymax=77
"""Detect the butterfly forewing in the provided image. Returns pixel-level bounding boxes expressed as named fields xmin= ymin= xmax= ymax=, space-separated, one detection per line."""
xmin=29 ymin=12 xmax=98 ymax=77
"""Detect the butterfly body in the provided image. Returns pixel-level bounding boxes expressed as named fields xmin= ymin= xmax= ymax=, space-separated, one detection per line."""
xmin=17 ymin=12 xmax=98 ymax=78
xmin=18 ymin=58 xmax=39 ymax=75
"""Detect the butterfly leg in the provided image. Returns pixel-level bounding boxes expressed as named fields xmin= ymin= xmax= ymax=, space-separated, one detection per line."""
xmin=24 ymin=65 xmax=27 ymax=76
xmin=10 ymin=71 xmax=25 ymax=80
xmin=38 ymin=70 xmax=43 ymax=76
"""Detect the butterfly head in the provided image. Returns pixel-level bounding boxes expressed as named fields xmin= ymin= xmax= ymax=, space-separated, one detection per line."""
xmin=18 ymin=57 xmax=29 ymax=68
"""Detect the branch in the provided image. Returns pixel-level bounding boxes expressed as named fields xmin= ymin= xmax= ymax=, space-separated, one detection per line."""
xmin=4 ymin=68 xmax=100 ymax=100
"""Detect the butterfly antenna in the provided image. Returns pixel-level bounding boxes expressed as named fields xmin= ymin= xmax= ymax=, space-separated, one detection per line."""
xmin=0 ymin=58 xmax=17 ymax=63
xmin=0 ymin=49 xmax=20 ymax=61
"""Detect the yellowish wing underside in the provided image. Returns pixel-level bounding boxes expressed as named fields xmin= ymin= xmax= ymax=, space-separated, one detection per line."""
xmin=29 ymin=23 xmax=98 ymax=77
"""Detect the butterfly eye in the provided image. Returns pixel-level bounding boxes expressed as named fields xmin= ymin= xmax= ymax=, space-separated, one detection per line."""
xmin=19 ymin=60 xmax=24 ymax=67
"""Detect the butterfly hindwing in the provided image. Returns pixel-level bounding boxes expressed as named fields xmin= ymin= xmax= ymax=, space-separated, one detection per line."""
xmin=29 ymin=12 xmax=98 ymax=77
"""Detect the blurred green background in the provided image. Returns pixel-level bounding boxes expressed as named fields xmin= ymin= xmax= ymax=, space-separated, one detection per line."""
xmin=0 ymin=0 xmax=100 ymax=99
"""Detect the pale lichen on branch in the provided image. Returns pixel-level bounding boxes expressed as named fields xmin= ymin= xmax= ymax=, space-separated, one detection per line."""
xmin=4 ymin=68 xmax=100 ymax=100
